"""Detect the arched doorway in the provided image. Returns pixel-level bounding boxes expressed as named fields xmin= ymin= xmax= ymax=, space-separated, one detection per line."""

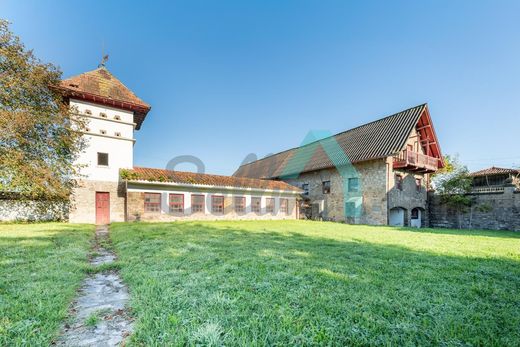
xmin=389 ymin=207 xmax=406 ymax=226
xmin=410 ymin=207 xmax=422 ymax=228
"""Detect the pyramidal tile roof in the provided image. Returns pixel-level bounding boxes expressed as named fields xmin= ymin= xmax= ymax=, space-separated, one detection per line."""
xmin=59 ymin=67 xmax=151 ymax=129
xmin=125 ymin=167 xmax=302 ymax=193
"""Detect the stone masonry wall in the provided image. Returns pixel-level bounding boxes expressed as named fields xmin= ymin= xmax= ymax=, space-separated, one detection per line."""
xmin=428 ymin=187 xmax=520 ymax=231
xmin=69 ymin=180 xmax=126 ymax=223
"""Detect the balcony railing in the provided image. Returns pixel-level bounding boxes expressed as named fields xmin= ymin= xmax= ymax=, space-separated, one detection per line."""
xmin=471 ymin=186 xmax=505 ymax=193
xmin=393 ymin=150 xmax=439 ymax=173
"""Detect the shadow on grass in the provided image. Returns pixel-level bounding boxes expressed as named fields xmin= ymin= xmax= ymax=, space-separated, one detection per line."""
xmin=110 ymin=221 xmax=520 ymax=346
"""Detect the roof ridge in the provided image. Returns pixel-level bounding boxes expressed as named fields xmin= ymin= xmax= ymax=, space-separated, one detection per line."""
xmin=133 ymin=166 xmax=274 ymax=181
xmin=237 ymin=103 xmax=427 ymax=169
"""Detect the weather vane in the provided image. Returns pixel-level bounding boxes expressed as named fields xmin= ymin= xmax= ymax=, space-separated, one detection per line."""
xmin=99 ymin=40 xmax=109 ymax=68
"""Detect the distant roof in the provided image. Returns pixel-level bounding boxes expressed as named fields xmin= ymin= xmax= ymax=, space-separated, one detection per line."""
xmin=470 ymin=167 xmax=519 ymax=177
xmin=125 ymin=167 xmax=302 ymax=193
xmin=58 ymin=67 xmax=151 ymax=129
xmin=234 ymin=104 xmax=442 ymax=179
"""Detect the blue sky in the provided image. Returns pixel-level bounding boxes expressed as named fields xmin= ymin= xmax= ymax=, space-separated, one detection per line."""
xmin=3 ymin=0 xmax=520 ymax=174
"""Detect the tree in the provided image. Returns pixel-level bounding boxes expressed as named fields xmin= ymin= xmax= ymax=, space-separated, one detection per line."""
xmin=0 ymin=19 xmax=85 ymax=201
xmin=431 ymin=155 xmax=473 ymax=228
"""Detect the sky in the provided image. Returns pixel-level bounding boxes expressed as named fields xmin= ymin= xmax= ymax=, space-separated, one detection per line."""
xmin=3 ymin=0 xmax=520 ymax=175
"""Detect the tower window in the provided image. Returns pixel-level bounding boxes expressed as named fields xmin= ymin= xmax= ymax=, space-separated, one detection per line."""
xmin=396 ymin=174 xmax=403 ymax=190
xmin=97 ymin=152 xmax=109 ymax=166
xmin=114 ymin=115 xmax=121 ymax=120
xmin=84 ymin=109 xmax=92 ymax=115
xmin=114 ymin=132 xmax=121 ymax=137
xmin=100 ymin=129 xmax=107 ymax=135
xmin=100 ymin=112 xmax=107 ymax=118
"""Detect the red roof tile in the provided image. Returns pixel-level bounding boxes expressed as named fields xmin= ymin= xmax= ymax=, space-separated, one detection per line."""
xmin=124 ymin=167 xmax=302 ymax=192
xmin=470 ymin=167 xmax=519 ymax=177
xmin=59 ymin=67 xmax=151 ymax=129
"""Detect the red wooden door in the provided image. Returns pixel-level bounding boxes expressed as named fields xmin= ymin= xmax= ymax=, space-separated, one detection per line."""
xmin=95 ymin=192 xmax=110 ymax=225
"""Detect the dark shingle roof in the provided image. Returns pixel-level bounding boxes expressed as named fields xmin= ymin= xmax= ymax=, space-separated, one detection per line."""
xmin=59 ymin=67 xmax=151 ymax=129
xmin=125 ymin=167 xmax=302 ymax=192
xmin=470 ymin=167 xmax=519 ymax=177
xmin=234 ymin=104 xmax=428 ymax=178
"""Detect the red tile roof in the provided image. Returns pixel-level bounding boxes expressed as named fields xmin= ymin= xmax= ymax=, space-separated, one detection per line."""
xmin=470 ymin=167 xmax=519 ymax=177
xmin=124 ymin=167 xmax=302 ymax=192
xmin=58 ymin=67 xmax=151 ymax=129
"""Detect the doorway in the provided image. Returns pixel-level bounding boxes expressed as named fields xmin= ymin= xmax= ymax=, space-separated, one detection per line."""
xmin=95 ymin=192 xmax=110 ymax=225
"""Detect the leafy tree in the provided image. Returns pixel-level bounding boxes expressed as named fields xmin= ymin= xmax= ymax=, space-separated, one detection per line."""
xmin=432 ymin=155 xmax=473 ymax=228
xmin=0 ymin=19 xmax=85 ymax=201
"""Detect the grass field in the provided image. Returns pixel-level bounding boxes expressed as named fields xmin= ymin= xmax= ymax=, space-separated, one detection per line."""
xmin=110 ymin=220 xmax=520 ymax=346
xmin=0 ymin=223 xmax=93 ymax=346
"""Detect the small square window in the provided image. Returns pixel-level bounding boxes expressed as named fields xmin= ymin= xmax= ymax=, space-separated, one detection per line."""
xmin=416 ymin=178 xmax=422 ymax=192
xmin=100 ymin=112 xmax=107 ymax=118
xmin=114 ymin=115 xmax=121 ymax=121
xmin=322 ymin=181 xmax=331 ymax=194
xmin=396 ymin=174 xmax=403 ymax=190
xmin=114 ymin=132 xmax=121 ymax=137
xmin=100 ymin=129 xmax=107 ymax=135
xmin=144 ymin=193 xmax=161 ymax=212
xmin=97 ymin=152 xmax=108 ymax=166
xmin=348 ymin=178 xmax=360 ymax=192
xmin=84 ymin=109 xmax=92 ymax=115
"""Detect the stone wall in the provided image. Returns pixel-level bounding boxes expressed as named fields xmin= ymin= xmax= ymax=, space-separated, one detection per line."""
xmin=69 ymin=180 xmax=126 ymax=223
xmin=284 ymin=159 xmax=388 ymax=225
xmin=428 ymin=187 xmax=520 ymax=231
xmin=0 ymin=199 xmax=68 ymax=222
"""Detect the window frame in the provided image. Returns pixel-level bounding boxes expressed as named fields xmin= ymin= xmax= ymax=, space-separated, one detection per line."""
xmin=169 ymin=193 xmax=184 ymax=214
xmin=395 ymin=174 xmax=403 ymax=190
xmin=415 ymin=178 xmax=422 ymax=192
xmin=251 ymin=197 xmax=262 ymax=214
xmin=211 ymin=195 xmax=224 ymax=214
xmin=279 ymin=198 xmax=289 ymax=214
xmin=322 ymin=180 xmax=331 ymax=194
xmin=144 ymin=192 xmax=161 ymax=213
xmin=97 ymin=152 xmax=109 ymax=167
xmin=266 ymin=198 xmax=275 ymax=214
xmin=191 ymin=194 xmax=205 ymax=214
xmin=348 ymin=178 xmax=360 ymax=193
xmin=234 ymin=196 xmax=246 ymax=214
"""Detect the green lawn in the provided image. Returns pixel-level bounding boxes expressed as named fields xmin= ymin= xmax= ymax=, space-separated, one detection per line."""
xmin=110 ymin=220 xmax=520 ymax=346
xmin=0 ymin=223 xmax=93 ymax=346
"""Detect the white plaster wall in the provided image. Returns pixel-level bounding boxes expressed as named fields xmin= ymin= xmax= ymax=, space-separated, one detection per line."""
xmin=71 ymin=99 xmax=135 ymax=182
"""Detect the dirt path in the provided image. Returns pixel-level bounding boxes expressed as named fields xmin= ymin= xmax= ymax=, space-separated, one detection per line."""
xmin=56 ymin=225 xmax=133 ymax=346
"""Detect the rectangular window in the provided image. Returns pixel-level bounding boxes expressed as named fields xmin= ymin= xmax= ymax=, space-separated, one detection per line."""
xmin=191 ymin=194 xmax=205 ymax=213
xmin=211 ymin=195 xmax=224 ymax=214
xmin=322 ymin=181 xmax=331 ymax=194
xmin=280 ymin=198 xmax=289 ymax=214
xmin=266 ymin=198 xmax=275 ymax=213
xmin=97 ymin=152 xmax=109 ymax=166
xmin=234 ymin=196 xmax=245 ymax=213
xmin=302 ymin=183 xmax=309 ymax=196
xmin=169 ymin=194 xmax=184 ymax=214
xmin=252 ymin=197 xmax=261 ymax=213
xmin=144 ymin=193 xmax=161 ymax=212
xmin=396 ymin=174 xmax=403 ymax=190
xmin=416 ymin=178 xmax=422 ymax=192
xmin=348 ymin=178 xmax=360 ymax=192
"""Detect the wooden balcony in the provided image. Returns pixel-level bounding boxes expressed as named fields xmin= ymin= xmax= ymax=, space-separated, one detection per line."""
xmin=393 ymin=150 xmax=439 ymax=173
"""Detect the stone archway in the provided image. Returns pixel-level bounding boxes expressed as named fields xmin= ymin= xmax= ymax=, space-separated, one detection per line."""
xmin=410 ymin=207 xmax=424 ymax=228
